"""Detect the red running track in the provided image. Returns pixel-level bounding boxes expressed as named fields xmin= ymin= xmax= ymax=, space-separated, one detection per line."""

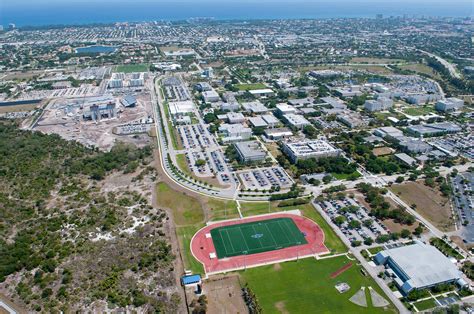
xmin=190 ymin=213 xmax=329 ymax=274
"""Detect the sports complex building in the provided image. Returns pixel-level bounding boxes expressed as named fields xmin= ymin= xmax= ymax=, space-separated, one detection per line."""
xmin=191 ymin=211 xmax=329 ymax=275
xmin=374 ymin=241 xmax=466 ymax=294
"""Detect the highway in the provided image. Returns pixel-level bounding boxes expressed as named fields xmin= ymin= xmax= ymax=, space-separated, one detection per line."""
xmin=419 ymin=49 xmax=462 ymax=79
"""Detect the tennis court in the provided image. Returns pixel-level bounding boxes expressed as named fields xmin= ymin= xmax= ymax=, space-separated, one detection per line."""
xmin=210 ymin=218 xmax=307 ymax=258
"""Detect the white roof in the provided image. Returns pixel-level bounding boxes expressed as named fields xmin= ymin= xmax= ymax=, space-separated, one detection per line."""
xmin=248 ymin=116 xmax=268 ymax=128
xmin=169 ymin=100 xmax=194 ymax=115
xmin=283 ymin=114 xmax=310 ymax=126
xmin=249 ymin=88 xmax=274 ymax=95
xmin=276 ymin=103 xmax=297 ymax=113
xmin=262 ymin=114 xmax=279 ymax=124
xmin=380 ymin=242 xmax=461 ymax=290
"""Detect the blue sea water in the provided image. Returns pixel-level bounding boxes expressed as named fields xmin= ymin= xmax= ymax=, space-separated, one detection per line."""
xmin=75 ymin=45 xmax=118 ymax=54
xmin=1 ymin=1 xmax=472 ymax=27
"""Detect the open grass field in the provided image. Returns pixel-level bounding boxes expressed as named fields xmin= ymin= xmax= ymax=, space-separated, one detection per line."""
xmin=240 ymin=202 xmax=347 ymax=254
xmin=402 ymin=105 xmax=435 ymax=116
xmin=156 ymin=182 xmax=204 ymax=226
xmin=398 ymin=63 xmax=442 ymax=80
xmin=206 ymin=198 xmax=240 ymax=221
xmin=299 ymin=65 xmax=394 ymax=75
xmin=240 ymin=255 xmax=396 ymax=314
xmin=0 ymin=103 xmax=39 ymax=114
xmin=351 ymin=57 xmax=405 ymax=64
xmin=211 ymin=218 xmax=307 ymax=258
xmin=331 ymin=171 xmax=361 ymax=180
xmin=234 ymin=83 xmax=267 ymax=91
xmin=177 ymin=225 xmax=205 ymax=274
xmin=391 ymin=182 xmax=454 ymax=232
xmin=175 ymin=153 xmax=191 ymax=176
xmin=413 ymin=298 xmax=438 ymax=311
xmin=114 ymin=63 xmax=149 ymax=73
xmin=162 ymin=101 xmax=182 ymax=150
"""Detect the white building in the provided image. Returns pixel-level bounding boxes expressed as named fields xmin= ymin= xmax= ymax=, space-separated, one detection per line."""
xmin=364 ymin=97 xmax=393 ymax=112
xmin=226 ymin=112 xmax=245 ymax=124
xmin=249 ymin=89 xmax=275 ymax=98
xmin=375 ymin=241 xmax=465 ymax=294
xmin=262 ymin=114 xmax=280 ymax=128
xmin=202 ymin=90 xmax=220 ymax=103
xmin=242 ymin=101 xmax=269 ymax=114
xmin=219 ymin=124 xmax=252 ymax=142
xmin=248 ymin=116 xmax=268 ymax=128
xmin=169 ymin=100 xmax=195 ymax=115
xmin=276 ymin=103 xmax=297 ymax=115
xmin=283 ymin=114 xmax=311 ymax=129
xmin=282 ymin=139 xmax=340 ymax=162
xmin=435 ymin=98 xmax=464 ymax=112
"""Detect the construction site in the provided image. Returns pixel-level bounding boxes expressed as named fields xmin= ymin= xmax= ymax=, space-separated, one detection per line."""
xmin=32 ymin=92 xmax=154 ymax=151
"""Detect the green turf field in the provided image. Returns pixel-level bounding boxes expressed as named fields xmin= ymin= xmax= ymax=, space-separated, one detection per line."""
xmin=211 ymin=218 xmax=307 ymax=258
xmin=241 ymin=256 xmax=396 ymax=313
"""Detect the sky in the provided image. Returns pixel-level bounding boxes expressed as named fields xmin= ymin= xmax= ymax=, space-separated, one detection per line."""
xmin=1 ymin=0 xmax=472 ymax=27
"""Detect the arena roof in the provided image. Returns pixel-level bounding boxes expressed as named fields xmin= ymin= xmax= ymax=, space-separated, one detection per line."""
xmin=375 ymin=242 xmax=461 ymax=293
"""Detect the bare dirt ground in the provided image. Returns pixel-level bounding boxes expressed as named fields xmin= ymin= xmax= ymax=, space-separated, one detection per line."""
xmin=0 ymin=103 xmax=41 ymax=114
xmin=204 ymin=275 xmax=247 ymax=314
xmin=32 ymin=93 xmax=153 ymax=151
xmin=372 ymin=147 xmax=394 ymax=157
xmin=391 ymin=181 xmax=455 ymax=232
xmin=355 ymin=193 xmax=420 ymax=233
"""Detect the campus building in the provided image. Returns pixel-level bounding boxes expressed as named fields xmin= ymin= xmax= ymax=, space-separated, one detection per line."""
xmin=407 ymin=122 xmax=462 ymax=137
xmin=374 ymin=241 xmax=465 ymax=294
xmin=364 ymin=97 xmax=393 ymax=112
xmin=283 ymin=114 xmax=311 ymax=130
xmin=435 ymin=97 xmax=464 ymax=112
xmin=219 ymin=124 xmax=252 ymax=142
xmin=282 ymin=139 xmax=340 ymax=162
xmin=234 ymin=141 xmax=267 ymax=163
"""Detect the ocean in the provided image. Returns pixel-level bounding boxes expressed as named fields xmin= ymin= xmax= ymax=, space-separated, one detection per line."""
xmin=1 ymin=1 xmax=472 ymax=27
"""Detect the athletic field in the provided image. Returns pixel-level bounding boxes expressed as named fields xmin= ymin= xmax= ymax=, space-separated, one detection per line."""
xmin=210 ymin=218 xmax=307 ymax=258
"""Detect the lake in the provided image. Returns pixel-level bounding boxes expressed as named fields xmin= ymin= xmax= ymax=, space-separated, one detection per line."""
xmin=75 ymin=45 xmax=118 ymax=54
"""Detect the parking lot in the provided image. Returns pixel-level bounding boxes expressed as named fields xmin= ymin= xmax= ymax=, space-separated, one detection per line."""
xmin=316 ymin=197 xmax=389 ymax=245
xmin=452 ymin=172 xmax=474 ymax=243
xmin=164 ymin=84 xmax=190 ymax=101
xmin=178 ymin=124 xmax=215 ymax=150
xmin=238 ymin=166 xmax=293 ymax=191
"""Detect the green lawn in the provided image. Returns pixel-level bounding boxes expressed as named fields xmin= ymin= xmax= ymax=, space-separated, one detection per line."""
xmin=207 ymin=198 xmax=240 ymax=221
xmin=162 ymin=101 xmax=182 ymax=150
xmin=402 ymin=106 xmax=435 ymax=116
xmin=332 ymin=171 xmax=361 ymax=180
xmin=234 ymin=83 xmax=267 ymax=91
xmin=367 ymin=246 xmax=384 ymax=256
xmin=155 ymin=182 xmax=204 ymax=226
xmin=240 ymin=202 xmax=347 ymax=254
xmin=176 ymin=153 xmax=192 ymax=177
xmin=114 ymin=63 xmax=149 ymax=73
xmin=240 ymin=255 xmax=396 ymax=314
xmin=177 ymin=225 xmax=205 ymax=274
xmin=413 ymin=298 xmax=438 ymax=311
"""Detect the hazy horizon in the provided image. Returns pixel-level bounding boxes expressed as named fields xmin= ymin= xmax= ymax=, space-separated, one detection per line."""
xmin=1 ymin=0 xmax=472 ymax=27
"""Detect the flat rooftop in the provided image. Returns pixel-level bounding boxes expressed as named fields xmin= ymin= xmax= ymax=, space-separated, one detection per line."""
xmin=234 ymin=140 xmax=266 ymax=159
xmin=376 ymin=242 xmax=460 ymax=290
xmin=285 ymin=139 xmax=339 ymax=157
